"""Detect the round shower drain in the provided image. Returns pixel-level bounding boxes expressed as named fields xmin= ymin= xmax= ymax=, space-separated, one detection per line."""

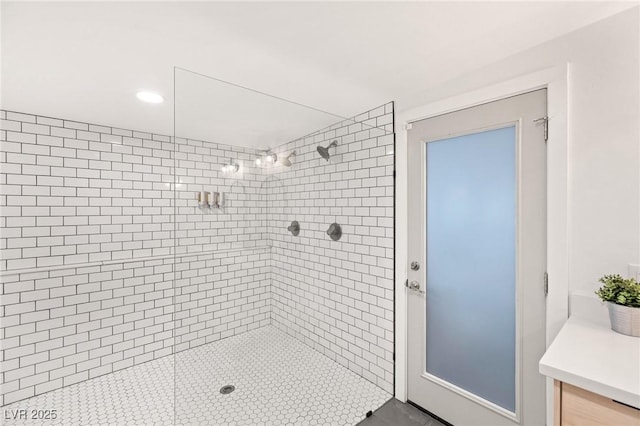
xmin=219 ymin=385 xmax=235 ymax=395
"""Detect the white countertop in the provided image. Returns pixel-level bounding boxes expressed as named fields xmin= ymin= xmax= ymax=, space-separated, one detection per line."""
xmin=539 ymin=316 xmax=640 ymax=408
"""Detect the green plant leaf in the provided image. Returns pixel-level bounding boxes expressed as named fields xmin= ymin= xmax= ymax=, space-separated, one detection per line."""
xmin=595 ymin=274 xmax=640 ymax=307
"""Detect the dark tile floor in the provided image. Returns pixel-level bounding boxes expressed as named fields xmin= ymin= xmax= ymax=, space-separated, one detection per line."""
xmin=358 ymin=398 xmax=448 ymax=426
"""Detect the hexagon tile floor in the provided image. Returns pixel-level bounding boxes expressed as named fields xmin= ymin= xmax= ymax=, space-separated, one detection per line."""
xmin=2 ymin=326 xmax=391 ymax=426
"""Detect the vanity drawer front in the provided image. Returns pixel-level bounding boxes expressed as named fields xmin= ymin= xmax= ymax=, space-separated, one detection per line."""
xmin=560 ymin=382 xmax=640 ymax=426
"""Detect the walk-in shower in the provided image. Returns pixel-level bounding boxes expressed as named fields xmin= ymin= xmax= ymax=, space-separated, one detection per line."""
xmin=0 ymin=67 xmax=396 ymax=425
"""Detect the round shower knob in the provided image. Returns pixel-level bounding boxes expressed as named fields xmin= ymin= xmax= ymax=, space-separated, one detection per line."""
xmin=287 ymin=221 xmax=300 ymax=236
xmin=326 ymin=223 xmax=342 ymax=241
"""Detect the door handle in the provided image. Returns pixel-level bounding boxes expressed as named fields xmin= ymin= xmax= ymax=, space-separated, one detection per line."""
xmin=405 ymin=279 xmax=425 ymax=295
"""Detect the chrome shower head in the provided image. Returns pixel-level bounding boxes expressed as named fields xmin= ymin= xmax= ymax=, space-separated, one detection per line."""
xmin=256 ymin=150 xmax=277 ymax=167
xmin=280 ymin=150 xmax=296 ymax=167
xmin=317 ymin=140 xmax=338 ymax=161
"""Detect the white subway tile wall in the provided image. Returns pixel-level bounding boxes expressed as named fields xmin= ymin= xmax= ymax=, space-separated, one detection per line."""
xmin=268 ymin=103 xmax=395 ymax=393
xmin=0 ymin=111 xmax=268 ymax=271
xmin=0 ymin=103 xmax=394 ymax=407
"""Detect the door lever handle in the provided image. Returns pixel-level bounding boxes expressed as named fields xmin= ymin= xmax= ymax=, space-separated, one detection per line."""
xmin=405 ymin=279 xmax=425 ymax=295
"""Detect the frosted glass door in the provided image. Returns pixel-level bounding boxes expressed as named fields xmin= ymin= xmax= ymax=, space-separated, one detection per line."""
xmin=425 ymin=126 xmax=516 ymax=412
xmin=407 ymin=89 xmax=547 ymax=426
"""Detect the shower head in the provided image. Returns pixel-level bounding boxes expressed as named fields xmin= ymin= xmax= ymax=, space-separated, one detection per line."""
xmin=280 ymin=151 xmax=296 ymax=167
xmin=256 ymin=150 xmax=277 ymax=167
xmin=317 ymin=140 xmax=338 ymax=161
xmin=265 ymin=152 xmax=277 ymax=164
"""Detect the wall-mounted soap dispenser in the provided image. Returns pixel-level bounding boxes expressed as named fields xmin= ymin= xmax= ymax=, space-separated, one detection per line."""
xmin=213 ymin=192 xmax=224 ymax=208
xmin=197 ymin=191 xmax=211 ymax=209
xmin=196 ymin=191 xmax=224 ymax=210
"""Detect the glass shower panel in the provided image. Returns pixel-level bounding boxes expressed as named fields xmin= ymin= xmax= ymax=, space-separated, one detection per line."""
xmin=172 ymin=68 xmax=394 ymax=424
xmin=425 ymin=126 xmax=516 ymax=412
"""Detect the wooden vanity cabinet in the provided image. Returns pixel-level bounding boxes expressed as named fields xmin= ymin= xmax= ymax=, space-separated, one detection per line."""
xmin=554 ymin=380 xmax=640 ymax=426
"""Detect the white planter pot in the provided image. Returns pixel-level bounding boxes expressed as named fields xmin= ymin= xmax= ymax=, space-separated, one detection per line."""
xmin=607 ymin=302 xmax=640 ymax=337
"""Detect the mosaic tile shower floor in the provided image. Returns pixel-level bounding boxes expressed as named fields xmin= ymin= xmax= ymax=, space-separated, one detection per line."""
xmin=2 ymin=326 xmax=391 ymax=426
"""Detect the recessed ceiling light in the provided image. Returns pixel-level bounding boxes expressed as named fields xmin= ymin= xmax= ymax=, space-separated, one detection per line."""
xmin=136 ymin=91 xmax=164 ymax=104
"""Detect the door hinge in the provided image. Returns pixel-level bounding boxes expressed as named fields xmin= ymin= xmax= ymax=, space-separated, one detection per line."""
xmin=544 ymin=272 xmax=549 ymax=296
xmin=534 ymin=116 xmax=549 ymax=142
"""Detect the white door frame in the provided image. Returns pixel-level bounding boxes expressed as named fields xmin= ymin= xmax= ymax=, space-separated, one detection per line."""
xmin=394 ymin=64 xmax=570 ymax=426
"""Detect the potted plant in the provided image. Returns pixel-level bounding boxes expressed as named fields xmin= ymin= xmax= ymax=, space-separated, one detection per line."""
xmin=595 ymin=274 xmax=640 ymax=337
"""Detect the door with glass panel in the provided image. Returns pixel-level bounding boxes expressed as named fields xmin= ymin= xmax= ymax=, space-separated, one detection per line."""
xmin=407 ymin=90 xmax=547 ymax=426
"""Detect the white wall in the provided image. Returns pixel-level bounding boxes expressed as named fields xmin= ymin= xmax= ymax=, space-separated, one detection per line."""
xmin=402 ymin=7 xmax=640 ymax=297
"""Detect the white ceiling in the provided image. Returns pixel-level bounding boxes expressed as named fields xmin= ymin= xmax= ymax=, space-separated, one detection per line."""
xmin=174 ymin=67 xmax=355 ymax=149
xmin=1 ymin=1 xmax=635 ymax=149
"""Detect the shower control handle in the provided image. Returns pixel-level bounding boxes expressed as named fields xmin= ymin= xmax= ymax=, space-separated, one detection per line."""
xmin=326 ymin=223 xmax=342 ymax=241
xmin=288 ymin=221 xmax=300 ymax=236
